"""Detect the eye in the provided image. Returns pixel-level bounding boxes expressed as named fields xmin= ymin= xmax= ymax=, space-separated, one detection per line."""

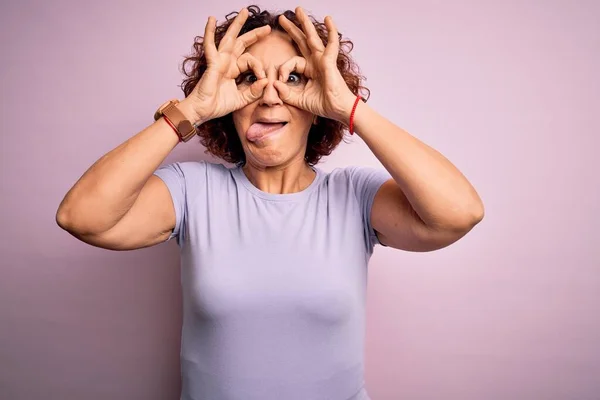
xmin=236 ymin=72 xmax=258 ymax=85
xmin=286 ymin=72 xmax=304 ymax=85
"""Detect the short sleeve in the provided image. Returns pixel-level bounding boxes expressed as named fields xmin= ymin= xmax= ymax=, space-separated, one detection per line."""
xmin=348 ymin=165 xmax=392 ymax=252
xmin=153 ymin=162 xmax=188 ymax=245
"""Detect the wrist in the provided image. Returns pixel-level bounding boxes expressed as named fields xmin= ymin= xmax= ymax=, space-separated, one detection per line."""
xmin=178 ymin=98 xmax=206 ymax=127
xmin=336 ymin=92 xmax=360 ymax=126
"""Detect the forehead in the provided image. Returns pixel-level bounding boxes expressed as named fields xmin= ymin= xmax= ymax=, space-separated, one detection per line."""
xmin=244 ymin=30 xmax=299 ymax=68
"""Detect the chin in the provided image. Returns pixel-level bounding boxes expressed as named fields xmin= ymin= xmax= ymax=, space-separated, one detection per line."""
xmin=241 ymin=137 xmax=290 ymax=165
xmin=245 ymin=148 xmax=290 ymax=168
xmin=244 ymin=141 xmax=310 ymax=169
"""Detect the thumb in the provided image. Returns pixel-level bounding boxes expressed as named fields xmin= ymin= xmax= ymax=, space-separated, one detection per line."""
xmin=240 ymin=78 xmax=269 ymax=104
xmin=273 ymin=80 xmax=301 ymax=108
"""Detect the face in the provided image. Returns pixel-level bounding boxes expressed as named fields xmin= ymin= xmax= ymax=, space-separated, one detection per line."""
xmin=232 ymin=30 xmax=314 ymax=169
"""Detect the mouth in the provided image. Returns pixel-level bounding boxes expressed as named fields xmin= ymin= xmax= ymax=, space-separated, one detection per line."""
xmin=246 ymin=121 xmax=289 ymax=142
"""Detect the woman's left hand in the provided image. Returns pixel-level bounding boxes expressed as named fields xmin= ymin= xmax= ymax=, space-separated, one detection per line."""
xmin=274 ymin=7 xmax=357 ymax=125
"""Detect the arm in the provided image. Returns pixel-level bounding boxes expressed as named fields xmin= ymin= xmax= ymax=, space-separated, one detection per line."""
xmin=56 ymin=9 xmax=272 ymax=251
xmin=55 ymin=100 xmax=201 ymax=250
xmin=272 ymin=8 xmax=482 ymax=251
xmin=349 ymin=100 xmax=485 ymax=252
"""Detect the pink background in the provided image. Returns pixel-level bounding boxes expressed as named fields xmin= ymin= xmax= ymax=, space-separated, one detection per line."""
xmin=1 ymin=0 xmax=599 ymax=399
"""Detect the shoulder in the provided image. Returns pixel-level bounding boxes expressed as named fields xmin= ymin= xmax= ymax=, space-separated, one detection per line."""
xmin=170 ymin=160 xmax=229 ymax=172
xmin=153 ymin=161 xmax=235 ymax=199
xmin=320 ymin=165 xmax=358 ymax=184
xmin=156 ymin=160 xmax=231 ymax=179
xmin=323 ymin=165 xmax=391 ymax=192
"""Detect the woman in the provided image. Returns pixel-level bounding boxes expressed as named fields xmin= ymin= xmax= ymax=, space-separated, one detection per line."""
xmin=56 ymin=5 xmax=484 ymax=400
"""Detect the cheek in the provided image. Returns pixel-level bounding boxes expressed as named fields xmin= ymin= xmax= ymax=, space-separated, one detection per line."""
xmin=232 ymin=110 xmax=249 ymax=136
xmin=291 ymin=109 xmax=314 ymax=130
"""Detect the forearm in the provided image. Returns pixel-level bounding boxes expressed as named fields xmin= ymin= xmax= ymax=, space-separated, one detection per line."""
xmin=56 ymin=99 xmax=200 ymax=234
xmin=351 ymin=101 xmax=484 ymax=230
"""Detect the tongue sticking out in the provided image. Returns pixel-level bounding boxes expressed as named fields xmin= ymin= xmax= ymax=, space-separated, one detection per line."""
xmin=246 ymin=122 xmax=286 ymax=142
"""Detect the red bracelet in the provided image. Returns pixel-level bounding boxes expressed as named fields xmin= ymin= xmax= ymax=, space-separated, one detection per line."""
xmin=348 ymin=95 xmax=362 ymax=135
xmin=162 ymin=115 xmax=182 ymax=142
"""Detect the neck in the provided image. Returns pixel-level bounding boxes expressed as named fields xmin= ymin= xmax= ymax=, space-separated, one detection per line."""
xmin=241 ymin=159 xmax=316 ymax=195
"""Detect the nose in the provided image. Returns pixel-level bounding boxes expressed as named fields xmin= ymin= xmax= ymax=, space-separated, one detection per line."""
xmin=258 ymin=66 xmax=283 ymax=107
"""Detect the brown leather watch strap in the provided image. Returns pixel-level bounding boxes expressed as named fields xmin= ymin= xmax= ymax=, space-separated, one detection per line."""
xmin=162 ymin=102 xmax=196 ymax=142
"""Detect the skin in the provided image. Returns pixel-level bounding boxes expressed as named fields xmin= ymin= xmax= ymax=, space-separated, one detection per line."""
xmin=227 ymin=7 xmax=485 ymax=251
xmin=232 ymin=31 xmax=318 ymax=194
xmin=55 ymin=6 xmax=484 ymax=253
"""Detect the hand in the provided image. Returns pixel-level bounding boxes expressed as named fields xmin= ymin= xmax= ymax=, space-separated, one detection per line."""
xmin=273 ymin=7 xmax=357 ymax=125
xmin=184 ymin=8 xmax=271 ymax=123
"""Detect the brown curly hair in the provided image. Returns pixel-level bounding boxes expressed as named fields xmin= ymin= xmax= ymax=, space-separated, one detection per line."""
xmin=179 ymin=5 xmax=370 ymax=166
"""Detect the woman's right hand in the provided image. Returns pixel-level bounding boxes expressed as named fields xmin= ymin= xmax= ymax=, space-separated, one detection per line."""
xmin=186 ymin=8 xmax=271 ymax=123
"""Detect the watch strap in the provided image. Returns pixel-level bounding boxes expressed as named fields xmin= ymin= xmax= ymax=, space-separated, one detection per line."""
xmin=161 ymin=101 xmax=196 ymax=142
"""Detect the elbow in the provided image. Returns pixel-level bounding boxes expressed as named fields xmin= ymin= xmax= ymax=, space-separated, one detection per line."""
xmin=56 ymin=199 xmax=118 ymax=239
xmin=455 ymin=191 xmax=485 ymax=230
xmin=437 ymin=201 xmax=485 ymax=234
xmin=456 ymin=201 xmax=485 ymax=232
xmin=55 ymin=201 xmax=89 ymax=235
xmin=468 ymin=200 xmax=485 ymax=227
xmin=56 ymin=206 xmax=98 ymax=241
xmin=474 ymin=196 xmax=485 ymax=223
xmin=56 ymin=203 xmax=76 ymax=232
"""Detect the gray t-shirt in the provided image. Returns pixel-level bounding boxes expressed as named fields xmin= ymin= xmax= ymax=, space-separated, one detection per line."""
xmin=154 ymin=161 xmax=391 ymax=400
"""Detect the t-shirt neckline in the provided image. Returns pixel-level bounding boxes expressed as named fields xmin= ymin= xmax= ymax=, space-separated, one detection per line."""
xmin=232 ymin=165 xmax=323 ymax=202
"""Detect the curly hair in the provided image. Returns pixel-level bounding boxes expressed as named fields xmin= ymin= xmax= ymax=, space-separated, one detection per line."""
xmin=179 ymin=5 xmax=370 ymax=166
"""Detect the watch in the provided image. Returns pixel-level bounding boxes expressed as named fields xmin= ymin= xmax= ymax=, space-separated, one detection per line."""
xmin=153 ymin=99 xmax=197 ymax=142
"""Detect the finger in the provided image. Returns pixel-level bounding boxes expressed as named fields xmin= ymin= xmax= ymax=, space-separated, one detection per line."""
xmin=237 ymin=53 xmax=266 ymax=79
xmin=240 ymin=78 xmax=269 ymax=103
xmin=296 ymin=7 xmax=325 ymax=53
xmin=218 ymin=7 xmax=249 ymax=52
xmin=203 ymin=16 xmax=218 ymax=60
xmin=278 ymin=56 xmax=307 ymax=83
xmin=323 ymin=16 xmax=339 ymax=61
xmin=273 ymin=80 xmax=300 ymax=107
xmin=233 ymin=25 xmax=271 ymax=58
xmin=278 ymin=15 xmax=311 ymax=57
